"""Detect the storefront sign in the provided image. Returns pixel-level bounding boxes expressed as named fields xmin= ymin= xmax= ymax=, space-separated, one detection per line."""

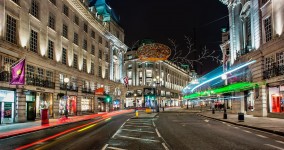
xmin=95 ymin=88 xmax=104 ymax=95
xmin=4 ymin=102 xmax=12 ymax=118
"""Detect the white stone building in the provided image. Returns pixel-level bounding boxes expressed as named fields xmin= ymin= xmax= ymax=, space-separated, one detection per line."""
xmin=124 ymin=44 xmax=191 ymax=109
xmin=0 ymin=0 xmax=127 ymax=124
xmin=220 ymin=0 xmax=284 ymax=117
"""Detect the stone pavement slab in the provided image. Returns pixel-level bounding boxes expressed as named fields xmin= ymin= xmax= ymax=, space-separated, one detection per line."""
xmin=200 ymin=111 xmax=284 ymax=136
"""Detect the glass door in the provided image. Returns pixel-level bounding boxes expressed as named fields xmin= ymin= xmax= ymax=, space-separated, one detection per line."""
xmin=27 ymin=102 xmax=36 ymax=121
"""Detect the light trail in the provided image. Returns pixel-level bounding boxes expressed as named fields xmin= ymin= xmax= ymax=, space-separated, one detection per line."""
xmin=190 ymin=60 xmax=256 ymax=92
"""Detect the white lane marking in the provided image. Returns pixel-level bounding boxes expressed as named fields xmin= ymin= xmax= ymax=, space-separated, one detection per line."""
xmin=162 ymin=143 xmax=169 ymax=150
xmin=256 ymin=134 xmax=268 ymax=138
xmin=234 ymin=127 xmax=239 ymax=129
xmin=227 ymin=124 xmax=231 ymax=127
xmin=264 ymin=144 xmax=284 ymax=150
xmin=112 ymin=121 xmax=127 ymax=138
xmin=276 ymin=140 xmax=284 ymax=144
xmin=126 ymin=122 xmax=152 ymax=125
xmin=124 ymin=125 xmax=152 ymax=128
xmin=204 ymin=119 xmax=209 ymax=122
xmin=155 ymin=128 xmax=161 ymax=137
xmin=107 ymin=146 xmax=127 ymax=150
xmin=117 ymin=135 xmax=160 ymax=142
xmin=243 ymin=130 xmax=252 ymax=133
xmin=121 ymin=129 xmax=155 ymax=133
xmin=101 ymin=144 xmax=108 ymax=150
xmin=153 ymin=121 xmax=156 ymax=127
xmin=222 ymin=122 xmax=226 ymax=124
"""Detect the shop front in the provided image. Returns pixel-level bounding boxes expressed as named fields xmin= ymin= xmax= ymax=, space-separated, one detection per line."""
xmin=0 ymin=89 xmax=15 ymax=124
xmin=59 ymin=96 xmax=77 ymax=116
xmin=25 ymin=91 xmax=53 ymax=120
xmin=113 ymin=99 xmax=121 ymax=110
xmin=268 ymin=86 xmax=284 ymax=113
xmin=81 ymin=97 xmax=93 ymax=113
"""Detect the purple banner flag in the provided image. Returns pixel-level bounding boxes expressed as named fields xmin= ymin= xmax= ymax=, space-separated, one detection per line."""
xmin=10 ymin=59 xmax=25 ymax=85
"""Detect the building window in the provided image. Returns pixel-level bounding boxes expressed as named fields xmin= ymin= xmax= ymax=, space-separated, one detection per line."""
xmin=83 ymin=39 xmax=87 ymax=50
xmin=6 ymin=15 xmax=17 ymax=44
xmin=105 ymin=41 xmax=109 ymax=48
xmin=62 ymin=48 xmax=67 ymax=65
xmin=99 ymin=36 xmax=102 ymax=44
xmin=91 ymin=31 xmax=95 ymax=39
xmin=276 ymin=52 xmax=284 ymax=67
xmin=49 ymin=0 xmax=56 ymax=5
xmin=47 ymin=40 xmax=54 ymax=60
xmin=63 ymin=4 xmax=69 ymax=17
xmin=245 ymin=17 xmax=251 ymax=49
xmin=127 ymin=71 xmax=132 ymax=78
xmin=128 ymin=64 xmax=132 ymax=69
xmin=31 ymin=0 xmax=39 ymax=19
xmin=91 ymin=45 xmax=95 ymax=55
xmin=73 ymin=54 xmax=78 ymax=69
xmin=62 ymin=24 xmax=68 ymax=39
xmin=99 ymin=50 xmax=102 ymax=59
xmin=127 ymin=55 xmax=133 ymax=60
xmin=83 ymin=58 xmax=87 ymax=72
xmin=37 ymin=67 xmax=44 ymax=80
xmin=264 ymin=16 xmax=272 ymax=42
xmin=105 ymin=69 xmax=109 ymax=79
xmin=46 ymin=70 xmax=53 ymax=81
xmin=73 ymin=32 xmax=78 ymax=45
xmin=138 ymin=63 xmax=142 ymax=68
xmin=91 ymin=62 xmax=94 ymax=75
xmin=146 ymin=70 xmax=152 ymax=78
xmin=265 ymin=56 xmax=275 ymax=70
xmin=84 ymin=23 xmax=88 ymax=33
xmin=27 ymin=65 xmax=35 ymax=79
xmin=98 ymin=66 xmax=102 ymax=77
xmin=48 ymin=13 xmax=55 ymax=30
xmin=30 ymin=30 xmax=38 ymax=53
xmin=74 ymin=15 xmax=79 ymax=25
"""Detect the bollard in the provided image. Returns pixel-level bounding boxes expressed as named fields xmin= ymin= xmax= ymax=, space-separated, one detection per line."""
xmin=212 ymin=108 xmax=215 ymax=114
xmin=136 ymin=110 xmax=139 ymax=117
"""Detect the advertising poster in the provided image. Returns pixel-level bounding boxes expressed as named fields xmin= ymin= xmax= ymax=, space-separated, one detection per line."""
xmin=4 ymin=102 xmax=12 ymax=118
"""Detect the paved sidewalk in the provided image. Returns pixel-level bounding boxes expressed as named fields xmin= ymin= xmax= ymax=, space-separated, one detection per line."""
xmin=0 ymin=110 xmax=133 ymax=139
xmin=200 ymin=110 xmax=284 ymax=136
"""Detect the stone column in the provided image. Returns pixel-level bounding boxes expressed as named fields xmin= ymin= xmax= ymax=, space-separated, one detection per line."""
xmin=253 ymin=85 xmax=268 ymax=117
xmin=53 ymin=71 xmax=60 ymax=119
xmin=231 ymin=92 xmax=244 ymax=114
xmin=77 ymin=79 xmax=83 ymax=115
xmin=15 ymin=87 xmax=26 ymax=123
xmin=93 ymin=95 xmax=98 ymax=113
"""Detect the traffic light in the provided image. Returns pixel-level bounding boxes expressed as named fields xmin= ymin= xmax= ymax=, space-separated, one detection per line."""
xmin=105 ymin=95 xmax=112 ymax=103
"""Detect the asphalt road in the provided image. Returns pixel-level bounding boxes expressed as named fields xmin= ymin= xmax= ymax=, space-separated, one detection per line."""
xmin=155 ymin=112 xmax=284 ymax=150
xmin=0 ymin=113 xmax=132 ymax=150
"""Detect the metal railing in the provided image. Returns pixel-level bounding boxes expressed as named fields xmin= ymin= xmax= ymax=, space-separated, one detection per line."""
xmin=26 ymin=77 xmax=55 ymax=89
xmin=82 ymin=88 xmax=93 ymax=94
xmin=0 ymin=71 xmax=10 ymax=82
xmin=60 ymin=83 xmax=78 ymax=92
xmin=263 ymin=65 xmax=284 ymax=79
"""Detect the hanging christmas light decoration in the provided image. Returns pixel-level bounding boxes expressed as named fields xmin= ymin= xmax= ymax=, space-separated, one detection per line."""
xmin=137 ymin=43 xmax=171 ymax=62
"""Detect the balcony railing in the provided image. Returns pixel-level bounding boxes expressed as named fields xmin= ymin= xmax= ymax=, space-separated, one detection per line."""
xmin=60 ymin=83 xmax=78 ymax=92
xmin=0 ymin=71 xmax=10 ymax=82
xmin=26 ymin=77 xmax=55 ymax=89
xmin=237 ymin=48 xmax=250 ymax=58
xmin=263 ymin=65 xmax=284 ymax=79
xmin=82 ymin=88 xmax=93 ymax=94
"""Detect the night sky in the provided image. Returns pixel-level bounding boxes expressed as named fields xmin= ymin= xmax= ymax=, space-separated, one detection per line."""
xmin=109 ymin=0 xmax=228 ymax=75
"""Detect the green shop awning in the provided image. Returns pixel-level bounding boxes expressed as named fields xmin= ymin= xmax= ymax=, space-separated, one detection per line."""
xmin=183 ymin=82 xmax=259 ymax=100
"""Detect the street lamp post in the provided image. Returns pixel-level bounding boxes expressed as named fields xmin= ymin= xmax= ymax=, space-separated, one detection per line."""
xmin=221 ymin=74 xmax=228 ymax=119
xmin=64 ymin=77 xmax=70 ymax=118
